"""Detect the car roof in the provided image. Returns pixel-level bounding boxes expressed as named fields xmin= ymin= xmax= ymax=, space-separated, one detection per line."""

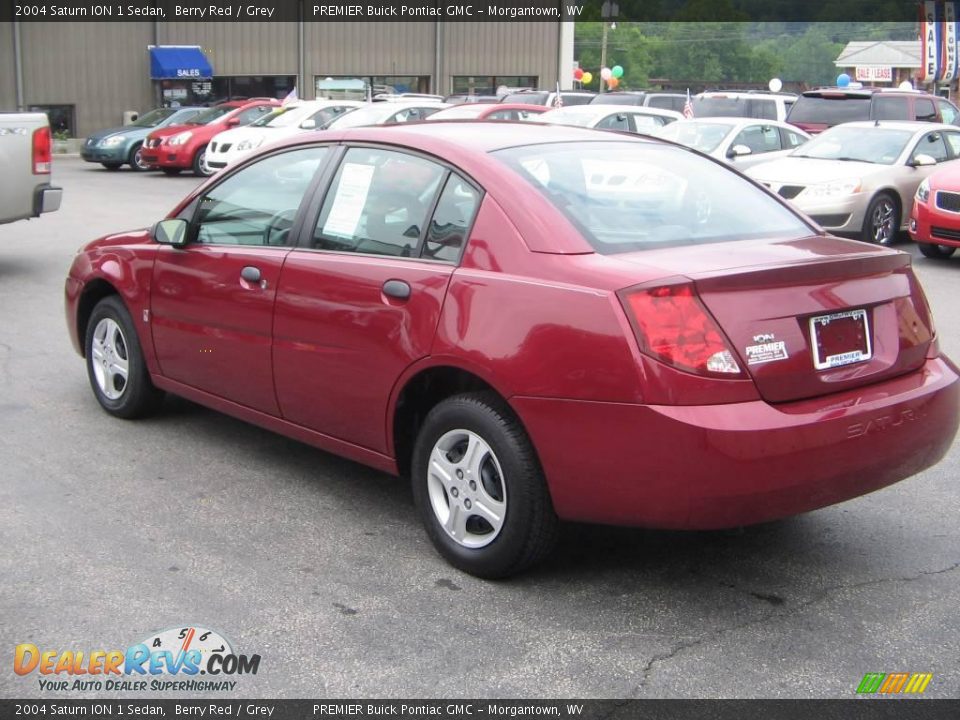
xmin=828 ymin=120 xmax=957 ymax=133
xmin=801 ymin=87 xmax=934 ymax=98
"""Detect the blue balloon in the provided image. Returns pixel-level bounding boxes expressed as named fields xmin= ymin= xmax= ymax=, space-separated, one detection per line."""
xmin=837 ymin=73 xmax=851 ymax=87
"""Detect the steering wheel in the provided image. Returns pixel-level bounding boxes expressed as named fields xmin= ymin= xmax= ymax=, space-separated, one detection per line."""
xmin=263 ymin=209 xmax=297 ymax=246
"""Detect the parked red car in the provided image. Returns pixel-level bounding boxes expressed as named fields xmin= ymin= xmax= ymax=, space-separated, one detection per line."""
xmin=910 ymin=165 xmax=960 ymax=258
xmin=141 ymin=99 xmax=278 ymax=176
xmin=65 ymin=123 xmax=960 ymax=577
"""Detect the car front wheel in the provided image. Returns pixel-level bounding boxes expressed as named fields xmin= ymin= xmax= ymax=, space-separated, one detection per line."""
xmin=862 ymin=193 xmax=899 ymax=245
xmin=411 ymin=392 xmax=559 ymax=578
xmin=193 ymin=145 xmax=213 ymax=177
xmin=85 ymin=296 xmax=164 ymax=418
xmin=128 ymin=142 xmax=150 ymax=172
xmin=918 ymin=242 xmax=956 ymax=259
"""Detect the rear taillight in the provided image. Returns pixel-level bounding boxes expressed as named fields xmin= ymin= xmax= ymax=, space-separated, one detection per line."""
xmin=620 ymin=282 xmax=743 ymax=377
xmin=32 ymin=127 xmax=52 ymax=174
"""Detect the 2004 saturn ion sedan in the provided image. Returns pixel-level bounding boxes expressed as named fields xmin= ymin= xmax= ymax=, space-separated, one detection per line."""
xmin=65 ymin=122 xmax=960 ymax=578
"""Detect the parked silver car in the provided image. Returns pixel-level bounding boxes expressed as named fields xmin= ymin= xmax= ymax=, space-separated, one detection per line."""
xmin=655 ymin=117 xmax=809 ymax=170
xmin=746 ymin=121 xmax=960 ymax=244
xmin=537 ymin=105 xmax=682 ymax=135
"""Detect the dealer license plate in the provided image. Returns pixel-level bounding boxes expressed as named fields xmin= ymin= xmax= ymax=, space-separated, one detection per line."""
xmin=809 ymin=309 xmax=872 ymax=370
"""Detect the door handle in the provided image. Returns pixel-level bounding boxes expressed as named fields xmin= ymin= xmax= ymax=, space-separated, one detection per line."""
xmin=241 ymin=266 xmax=261 ymax=283
xmin=382 ymin=279 xmax=411 ymax=300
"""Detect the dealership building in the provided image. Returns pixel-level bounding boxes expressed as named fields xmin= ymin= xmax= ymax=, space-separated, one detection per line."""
xmin=0 ymin=20 xmax=574 ymax=137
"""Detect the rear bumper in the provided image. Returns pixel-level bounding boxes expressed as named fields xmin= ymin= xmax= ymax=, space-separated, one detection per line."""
xmin=34 ymin=185 xmax=62 ymax=215
xmin=793 ymin=194 xmax=866 ymax=234
xmin=513 ymin=356 xmax=960 ymax=529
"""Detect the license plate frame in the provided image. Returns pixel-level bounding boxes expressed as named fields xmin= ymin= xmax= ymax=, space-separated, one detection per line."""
xmin=809 ymin=308 xmax=872 ymax=371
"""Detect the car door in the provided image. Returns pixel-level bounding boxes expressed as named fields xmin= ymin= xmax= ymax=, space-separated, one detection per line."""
xmin=150 ymin=146 xmax=331 ymax=414
xmin=273 ymin=146 xmax=482 ymax=452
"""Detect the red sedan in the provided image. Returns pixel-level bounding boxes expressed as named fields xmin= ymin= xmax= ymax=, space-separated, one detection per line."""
xmin=141 ymin=98 xmax=278 ymax=176
xmin=65 ymin=123 xmax=959 ymax=578
xmin=910 ymin=165 xmax=960 ymax=259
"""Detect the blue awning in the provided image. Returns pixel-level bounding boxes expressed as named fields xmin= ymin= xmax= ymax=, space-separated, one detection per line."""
xmin=149 ymin=46 xmax=213 ymax=80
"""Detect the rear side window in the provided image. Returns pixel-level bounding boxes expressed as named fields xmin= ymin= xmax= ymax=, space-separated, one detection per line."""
xmin=493 ymin=141 xmax=810 ymax=254
xmin=914 ymin=98 xmax=937 ymax=122
xmin=873 ymin=96 xmax=911 ymax=121
xmin=780 ymin=128 xmax=807 ymax=148
xmin=423 ymin=175 xmax=480 ymax=262
xmin=312 ymin=147 xmax=445 ymax=257
xmin=750 ymin=99 xmax=777 ymax=120
xmin=647 ymin=96 xmax=676 ymax=110
xmin=938 ymin=99 xmax=959 ymax=125
xmin=787 ymin=96 xmax=871 ymax=125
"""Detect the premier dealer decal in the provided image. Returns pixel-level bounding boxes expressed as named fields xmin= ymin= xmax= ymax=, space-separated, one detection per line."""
xmin=745 ymin=333 xmax=788 ymax=366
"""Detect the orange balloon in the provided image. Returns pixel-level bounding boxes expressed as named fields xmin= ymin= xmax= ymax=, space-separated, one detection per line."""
xmin=608 ymin=77 xmax=619 ymax=89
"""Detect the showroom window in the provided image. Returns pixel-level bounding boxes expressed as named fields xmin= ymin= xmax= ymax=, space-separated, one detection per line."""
xmin=451 ymin=76 xmax=538 ymax=97
xmin=315 ymin=76 xmax=432 ymax=101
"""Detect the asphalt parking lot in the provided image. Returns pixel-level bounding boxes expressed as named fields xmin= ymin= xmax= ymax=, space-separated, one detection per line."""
xmin=1 ymin=156 xmax=959 ymax=700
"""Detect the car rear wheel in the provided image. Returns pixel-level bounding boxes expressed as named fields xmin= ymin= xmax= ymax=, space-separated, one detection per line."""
xmin=193 ymin=145 xmax=213 ymax=177
xmin=85 ymin=296 xmax=164 ymax=419
xmin=411 ymin=392 xmax=559 ymax=578
xmin=918 ymin=242 xmax=957 ymax=259
xmin=101 ymin=162 xmax=122 ymax=171
xmin=161 ymin=168 xmax=181 ymax=176
xmin=862 ymin=192 xmax=899 ymax=245
xmin=128 ymin=143 xmax=150 ymax=172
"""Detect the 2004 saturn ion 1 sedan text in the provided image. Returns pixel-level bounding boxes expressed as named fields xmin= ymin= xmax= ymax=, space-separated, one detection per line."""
xmin=65 ymin=123 xmax=960 ymax=578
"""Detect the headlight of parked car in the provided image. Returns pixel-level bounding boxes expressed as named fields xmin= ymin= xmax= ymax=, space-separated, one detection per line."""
xmin=169 ymin=131 xmax=193 ymax=146
xmin=235 ymin=138 xmax=263 ymax=152
xmin=916 ymin=178 xmax=931 ymax=203
xmin=99 ymin=136 xmax=126 ymax=148
xmin=798 ymin=178 xmax=862 ymax=200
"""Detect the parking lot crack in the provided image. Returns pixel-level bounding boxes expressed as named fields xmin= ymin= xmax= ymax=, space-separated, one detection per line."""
xmin=632 ymin=560 xmax=960 ymax=695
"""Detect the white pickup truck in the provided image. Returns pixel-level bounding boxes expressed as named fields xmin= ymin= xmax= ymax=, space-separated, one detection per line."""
xmin=0 ymin=112 xmax=62 ymax=225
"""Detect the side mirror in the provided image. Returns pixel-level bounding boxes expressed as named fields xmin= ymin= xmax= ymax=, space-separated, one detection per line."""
xmin=299 ymin=118 xmax=316 ymax=129
xmin=728 ymin=144 xmax=752 ymax=158
xmin=153 ymin=218 xmax=189 ymax=248
xmin=911 ymin=153 xmax=937 ymax=167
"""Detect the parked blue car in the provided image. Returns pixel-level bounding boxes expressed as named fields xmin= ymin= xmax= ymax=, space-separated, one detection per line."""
xmin=81 ymin=107 xmax=204 ymax=171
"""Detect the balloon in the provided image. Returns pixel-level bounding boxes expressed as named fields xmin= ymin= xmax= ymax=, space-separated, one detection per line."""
xmin=612 ymin=65 xmax=624 ymax=79
xmin=837 ymin=73 xmax=851 ymax=87
xmin=607 ymin=77 xmax=619 ymax=89
xmin=574 ymin=68 xmax=584 ymax=80
xmin=768 ymin=77 xmax=782 ymax=92
xmin=898 ymin=80 xmax=914 ymax=90
xmin=600 ymin=67 xmax=612 ymax=80
xmin=581 ymin=72 xmax=593 ymax=85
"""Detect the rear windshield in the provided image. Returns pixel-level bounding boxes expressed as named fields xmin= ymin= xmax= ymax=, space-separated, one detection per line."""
xmin=492 ymin=142 xmax=810 ymax=254
xmin=590 ymin=94 xmax=645 ymax=105
xmin=691 ymin=96 xmax=748 ymax=117
xmin=787 ymin=96 xmax=871 ymax=125
xmin=502 ymin=92 xmax=547 ymax=105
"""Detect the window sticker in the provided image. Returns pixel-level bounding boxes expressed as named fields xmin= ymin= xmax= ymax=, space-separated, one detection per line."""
xmin=322 ymin=162 xmax=375 ymax=238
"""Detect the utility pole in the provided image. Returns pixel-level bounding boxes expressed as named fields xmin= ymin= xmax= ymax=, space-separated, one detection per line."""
xmin=599 ymin=1 xmax=618 ymax=94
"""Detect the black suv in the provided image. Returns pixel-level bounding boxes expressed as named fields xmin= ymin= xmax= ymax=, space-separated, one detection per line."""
xmin=787 ymin=87 xmax=960 ymax=134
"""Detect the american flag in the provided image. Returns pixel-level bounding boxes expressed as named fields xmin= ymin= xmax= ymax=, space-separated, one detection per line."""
xmin=282 ymin=86 xmax=298 ymax=106
xmin=683 ymin=89 xmax=694 ymax=119
xmin=555 ymin=81 xmax=563 ymax=108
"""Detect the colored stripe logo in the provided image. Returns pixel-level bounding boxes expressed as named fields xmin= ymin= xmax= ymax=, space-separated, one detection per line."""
xmin=857 ymin=673 xmax=932 ymax=694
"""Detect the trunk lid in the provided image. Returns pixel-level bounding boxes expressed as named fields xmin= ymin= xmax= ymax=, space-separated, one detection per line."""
xmin=615 ymin=236 xmax=934 ymax=403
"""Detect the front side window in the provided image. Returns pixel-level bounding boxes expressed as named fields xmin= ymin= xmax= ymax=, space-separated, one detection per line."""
xmin=236 ymin=105 xmax=274 ymax=125
xmin=910 ymin=131 xmax=949 ymax=163
xmin=194 ymin=147 xmax=329 ymax=246
xmin=732 ymin=124 xmax=782 ymax=154
xmin=493 ymin=141 xmax=811 ymax=254
xmin=596 ymin=113 xmax=630 ymax=131
xmin=914 ymin=98 xmax=937 ymax=122
xmin=312 ymin=147 xmax=446 ymax=257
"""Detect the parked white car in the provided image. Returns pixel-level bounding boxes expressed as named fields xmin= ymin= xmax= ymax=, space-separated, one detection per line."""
xmin=655 ymin=118 xmax=810 ymax=170
xmin=205 ymin=100 xmax=362 ymax=171
xmin=537 ymin=105 xmax=683 ymax=135
xmin=325 ymin=101 xmax=449 ymax=129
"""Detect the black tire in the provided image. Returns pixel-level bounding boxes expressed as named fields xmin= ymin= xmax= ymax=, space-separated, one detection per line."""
xmin=918 ymin=242 xmax=956 ymax=259
xmin=161 ymin=168 xmax=182 ymax=176
xmin=128 ymin=142 xmax=150 ymax=172
xmin=101 ymin=162 xmax=122 ymax=171
xmin=861 ymin=192 xmax=899 ymax=245
xmin=192 ymin=145 xmax=212 ymax=177
xmin=84 ymin=296 xmax=164 ymax=419
xmin=411 ymin=392 xmax=559 ymax=579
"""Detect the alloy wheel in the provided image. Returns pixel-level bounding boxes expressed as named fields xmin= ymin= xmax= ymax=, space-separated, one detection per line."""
xmin=90 ymin=318 xmax=129 ymax=400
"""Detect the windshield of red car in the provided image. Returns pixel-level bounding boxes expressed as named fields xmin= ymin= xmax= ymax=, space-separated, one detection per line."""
xmin=493 ymin=141 xmax=811 ymax=253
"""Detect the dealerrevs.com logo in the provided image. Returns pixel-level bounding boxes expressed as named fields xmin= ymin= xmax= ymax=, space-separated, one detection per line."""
xmin=14 ymin=626 xmax=261 ymax=692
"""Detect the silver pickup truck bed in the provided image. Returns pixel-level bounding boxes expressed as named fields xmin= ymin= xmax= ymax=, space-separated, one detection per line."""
xmin=0 ymin=112 xmax=62 ymax=225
